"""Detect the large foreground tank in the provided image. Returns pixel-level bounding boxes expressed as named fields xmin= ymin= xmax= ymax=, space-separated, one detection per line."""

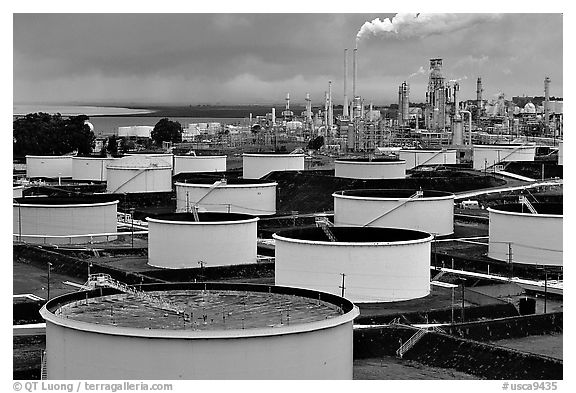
xmin=334 ymin=158 xmax=406 ymax=179
xmin=13 ymin=185 xmax=24 ymax=198
xmin=472 ymin=144 xmax=536 ymax=171
xmin=13 ymin=196 xmax=118 ymax=244
xmin=147 ymin=212 xmax=258 ymax=268
xmin=106 ymin=156 xmax=172 ymax=193
xmin=274 ymin=227 xmax=433 ymax=303
xmin=333 ymin=189 xmax=454 ymax=236
xmin=398 ymin=149 xmax=457 ymax=170
xmin=72 ymin=157 xmax=121 ymax=181
xmin=243 ymin=153 xmax=305 ymax=179
xmin=488 ymin=203 xmax=563 ymax=266
xmin=175 ymin=179 xmax=276 ymax=215
xmin=40 ymin=282 xmax=359 ymax=380
xmin=25 ymin=155 xmax=73 ymax=178
xmin=174 ymin=155 xmax=227 ymax=175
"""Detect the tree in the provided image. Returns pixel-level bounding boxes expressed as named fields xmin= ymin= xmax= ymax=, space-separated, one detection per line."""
xmin=106 ymin=135 xmax=119 ymax=156
xmin=13 ymin=112 xmax=95 ymax=157
xmin=151 ymin=118 xmax=182 ymax=146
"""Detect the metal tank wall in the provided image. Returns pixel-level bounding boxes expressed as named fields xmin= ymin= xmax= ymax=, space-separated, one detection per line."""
xmin=118 ymin=126 xmax=153 ymax=138
xmin=243 ymin=154 xmax=305 ymax=179
xmin=173 ymin=155 xmax=227 ymax=175
xmin=72 ymin=157 xmax=120 ymax=181
xmin=147 ymin=215 xmax=258 ymax=268
xmin=126 ymin=153 xmax=174 ymax=168
xmin=333 ymin=190 xmax=454 ymax=236
xmin=398 ymin=150 xmax=457 ymax=170
xmin=334 ymin=160 xmax=406 ymax=179
xmin=175 ymin=182 xmax=277 ymax=215
xmin=472 ymin=145 xmax=536 ymax=171
xmin=13 ymin=186 xmax=24 ymax=198
xmin=13 ymin=201 xmax=118 ymax=244
xmin=26 ymin=156 xmax=73 ymax=178
xmin=558 ymin=141 xmax=563 ymax=166
xmin=274 ymin=229 xmax=433 ymax=303
xmin=488 ymin=206 xmax=563 ymax=266
xmin=106 ymin=167 xmax=172 ymax=193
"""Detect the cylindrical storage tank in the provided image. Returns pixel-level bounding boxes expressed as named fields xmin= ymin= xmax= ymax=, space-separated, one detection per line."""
xmin=398 ymin=149 xmax=457 ymax=170
xmin=13 ymin=185 xmax=24 ymax=199
xmin=487 ymin=203 xmax=563 ymax=266
xmin=173 ymin=155 xmax=227 ymax=175
xmin=25 ymin=155 xmax=73 ymax=178
xmin=333 ymin=189 xmax=454 ymax=236
xmin=147 ymin=212 xmax=258 ymax=268
xmin=126 ymin=153 xmax=173 ymax=168
xmin=175 ymin=179 xmax=276 ymax=215
xmin=334 ymin=158 xmax=406 ymax=179
xmin=274 ymin=227 xmax=433 ymax=303
xmin=40 ymin=282 xmax=359 ymax=380
xmin=72 ymin=157 xmax=121 ymax=181
xmin=243 ymin=153 xmax=305 ymax=179
xmin=106 ymin=156 xmax=172 ymax=193
xmin=472 ymin=144 xmax=536 ymax=171
xmin=117 ymin=125 xmax=153 ymax=138
xmin=13 ymin=196 xmax=118 ymax=244
xmin=558 ymin=141 xmax=563 ymax=166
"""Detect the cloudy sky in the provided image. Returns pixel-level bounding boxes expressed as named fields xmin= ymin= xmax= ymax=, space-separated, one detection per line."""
xmin=13 ymin=13 xmax=563 ymax=106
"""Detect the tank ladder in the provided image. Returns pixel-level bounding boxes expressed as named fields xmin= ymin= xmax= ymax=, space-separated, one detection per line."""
xmin=315 ymin=215 xmax=337 ymax=242
xmin=84 ymin=273 xmax=185 ymax=315
xmin=40 ymin=350 xmax=47 ymax=380
xmin=396 ymin=328 xmax=427 ymax=359
xmin=414 ymin=149 xmax=446 ymax=169
xmin=192 ymin=179 xmax=227 ymax=221
xmin=109 ymin=168 xmax=149 ymax=193
xmin=518 ymin=195 xmax=538 ymax=214
xmin=363 ymin=190 xmax=423 ymax=227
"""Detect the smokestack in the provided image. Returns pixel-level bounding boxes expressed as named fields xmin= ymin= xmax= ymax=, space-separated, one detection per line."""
xmin=353 ymin=46 xmax=357 ymax=105
xmin=328 ymin=81 xmax=333 ymax=129
xmin=285 ymin=93 xmax=290 ymax=110
xmin=343 ymin=49 xmax=349 ymax=118
xmin=476 ymin=77 xmax=483 ymax=118
xmin=271 ymin=108 xmax=276 ymax=125
xmin=453 ymin=82 xmax=459 ymax=116
xmin=402 ymin=81 xmax=410 ymax=124
xmin=324 ymin=91 xmax=328 ymax=127
xmin=305 ymin=93 xmax=312 ymax=123
xmin=544 ymin=76 xmax=551 ymax=134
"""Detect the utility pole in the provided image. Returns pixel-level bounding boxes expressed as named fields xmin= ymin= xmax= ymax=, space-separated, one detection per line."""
xmin=544 ymin=269 xmax=548 ymax=314
xmin=339 ymin=273 xmax=346 ymax=297
xmin=198 ymin=261 xmax=206 ymax=281
xmin=130 ymin=208 xmax=135 ymax=248
xmin=460 ymin=279 xmax=466 ymax=322
xmin=507 ymin=242 xmax=513 ymax=279
xmin=47 ymin=262 xmax=52 ymax=301
xmin=451 ymin=285 xmax=455 ymax=324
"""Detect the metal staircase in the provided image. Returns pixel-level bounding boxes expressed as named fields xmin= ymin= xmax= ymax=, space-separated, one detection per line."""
xmin=363 ymin=190 xmax=423 ymax=227
xmin=85 ymin=273 xmax=185 ymax=315
xmin=315 ymin=215 xmax=337 ymax=242
xmin=519 ymin=195 xmax=538 ymax=214
xmin=396 ymin=328 xmax=427 ymax=359
xmin=191 ymin=179 xmax=227 ymax=221
xmin=40 ymin=350 xmax=47 ymax=380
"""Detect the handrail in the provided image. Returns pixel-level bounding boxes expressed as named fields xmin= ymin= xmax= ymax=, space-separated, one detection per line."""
xmin=396 ymin=328 xmax=427 ymax=359
xmin=363 ymin=190 xmax=423 ymax=227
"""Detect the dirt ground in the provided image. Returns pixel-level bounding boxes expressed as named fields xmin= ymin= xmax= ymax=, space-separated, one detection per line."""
xmin=491 ymin=334 xmax=563 ymax=360
xmin=354 ymin=356 xmax=479 ymax=380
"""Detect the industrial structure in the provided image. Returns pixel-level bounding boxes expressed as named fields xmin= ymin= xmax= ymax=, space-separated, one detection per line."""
xmin=147 ymin=212 xmax=259 ymax=269
xmin=173 ymin=155 xmax=227 ymax=175
xmin=40 ymin=281 xmax=358 ymax=380
xmin=242 ymin=153 xmax=305 ymax=179
xmin=334 ymin=158 xmax=406 ymax=179
xmin=13 ymin=196 xmax=118 ymax=244
xmin=106 ymin=156 xmax=172 ymax=194
xmin=488 ymin=202 xmax=563 ymax=266
xmin=175 ymin=179 xmax=277 ymax=215
xmin=117 ymin=126 xmax=154 ymax=138
xmin=274 ymin=226 xmax=433 ymax=303
xmin=26 ymin=155 xmax=73 ymax=178
xmin=333 ymin=189 xmax=454 ymax=236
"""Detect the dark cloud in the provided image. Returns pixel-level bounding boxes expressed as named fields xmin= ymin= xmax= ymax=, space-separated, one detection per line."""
xmin=13 ymin=13 xmax=562 ymax=105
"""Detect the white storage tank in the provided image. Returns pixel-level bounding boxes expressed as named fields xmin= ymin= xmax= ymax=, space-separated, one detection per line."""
xmin=472 ymin=144 xmax=536 ymax=171
xmin=13 ymin=196 xmax=118 ymax=244
xmin=175 ymin=179 xmax=276 ymax=215
xmin=106 ymin=156 xmax=172 ymax=194
xmin=488 ymin=203 xmax=563 ymax=266
xmin=13 ymin=185 xmax=24 ymax=199
xmin=274 ymin=227 xmax=433 ymax=303
xmin=72 ymin=157 xmax=121 ymax=181
xmin=126 ymin=153 xmax=173 ymax=168
xmin=558 ymin=141 xmax=563 ymax=166
xmin=334 ymin=158 xmax=406 ymax=179
xmin=147 ymin=212 xmax=258 ymax=269
xmin=243 ymin=153 xmax=305 ymax=179
xmin=25 ymin=155 xmax=73 ymax=178
xmin=117 ymin=125 xmax=153 ymax=138
xmin=40 ymin=282 xmax=359 ymax=380
xmin=333 ymin=189 xmax=455 ymax=236
xmin=174 ymin=155 xmax=227 ymax=175
xmin=398 ymin=149 xmax=457 ymax=170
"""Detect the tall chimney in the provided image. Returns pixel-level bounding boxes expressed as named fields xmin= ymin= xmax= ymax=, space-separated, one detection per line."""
xmin=353 ymin=47 xmax=357 ymax=109
xmin=476 ymin=77 xmax=483 ymax=118
xmin=544 ymin=76 xmax=551 ymax=134
xmin=305 ymin=93 xmax=312 ymax=123
xmin=343 ymin=49 xmax=349 ymax=117
xmin=328 ymin=81 xmax=333 ymax=129
xmin=271 ymin=107 xmax=276 ymax=125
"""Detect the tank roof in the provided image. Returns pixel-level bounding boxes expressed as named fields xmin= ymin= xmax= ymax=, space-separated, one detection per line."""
xmin=43 ymin=282 xmax=355 ymax=332
xmin=335 ymin=158 xmax=404 ymax=163
xmin=489 ymin=203 xmax=563 ymax=215
xmin=334 ymin=189 xmax=454 ymax=199
xmin=243 ymin=152 xmax=304 ymax=156
xmin=274 ymin=227 xmax=432 ymax=243
xmin=14 ymin=195 xmax=120 ymax=206
xmin=175 ymin=178 xmax=276 ymax=186
xmin=147 ymin=212 xmax=258 ymax=223
xmin=108 ymin=155 xmax=171 ymax=169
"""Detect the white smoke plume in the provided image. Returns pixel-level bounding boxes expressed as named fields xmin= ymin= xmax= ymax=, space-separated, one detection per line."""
xmin=449 ymin=76 xmax=468 ymax=83
xmin=356 ymin=13 xmax=501 ymax=41
xmin=408 ymin=66 xmax=426 ymax=79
